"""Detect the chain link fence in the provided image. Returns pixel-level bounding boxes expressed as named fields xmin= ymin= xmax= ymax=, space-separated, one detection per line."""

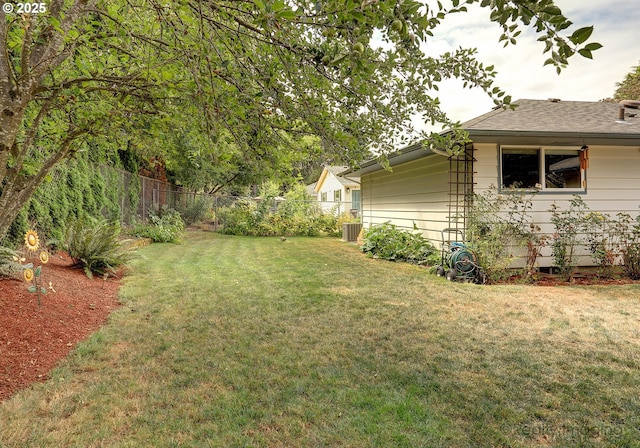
xmin=99 ymin=167 xmax=210 ymax=225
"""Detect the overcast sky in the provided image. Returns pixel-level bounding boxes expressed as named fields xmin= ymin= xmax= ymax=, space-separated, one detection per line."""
xmin=416 ymin=0 xmax=640 ymax=129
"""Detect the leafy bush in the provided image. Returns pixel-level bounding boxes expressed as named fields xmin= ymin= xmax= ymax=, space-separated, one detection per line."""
xmin=319 ymin=211 xmax=360 ymax=237
xmin=617 ymin=213 xmax=640 ymax=280
xmin=65 ymin=218 xmax=134 ymax=278
xmin=217 ymin=182 xmax=339 ymax=237
xmin=5 ymin=153 xmax=141 ymax=248
xmin=361 ymin=222 xmax=437 ymax=265
xmin=217 ymin=198 xmax=259 ymax=236
xmin=133 ymin=208 xmax=185 ymax=243
xmin=549 ymin=196 xmax=589 ymax=281
xmin=0 ymin=246 xmax=21 ymax=278
xmin=582 ymin=211 xmax=623 ymax=278
xmin=467 ymin=186 xmax=538 ymax=282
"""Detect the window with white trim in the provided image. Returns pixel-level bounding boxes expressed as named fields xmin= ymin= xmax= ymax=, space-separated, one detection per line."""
xmin=500 ymin=147 xmax=585 ymax=191
xmin=334 ymin=190 xmax=342 ymax=202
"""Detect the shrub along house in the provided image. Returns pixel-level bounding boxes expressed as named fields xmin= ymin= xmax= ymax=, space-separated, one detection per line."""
xmin=347 ymin=99 xmax=640 ymax=268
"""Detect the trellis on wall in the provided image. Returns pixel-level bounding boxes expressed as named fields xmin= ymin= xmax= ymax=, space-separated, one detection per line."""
xmin=447 ymin=145 xmax=476 ymax=237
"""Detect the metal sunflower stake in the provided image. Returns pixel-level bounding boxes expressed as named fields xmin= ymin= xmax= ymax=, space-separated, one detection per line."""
xmin=21 ymin=229 xmax=50 ymax=307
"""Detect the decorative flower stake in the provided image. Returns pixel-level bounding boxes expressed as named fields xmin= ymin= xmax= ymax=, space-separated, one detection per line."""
xmin=21 ymin=229 xmax=49 ymax=307
xmin=25 ymin=230 xmax=40 ymax=252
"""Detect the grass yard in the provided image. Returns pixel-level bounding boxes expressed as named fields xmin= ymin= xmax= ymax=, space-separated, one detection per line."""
xmin=1 ymin=231 xmax=640 ymax=447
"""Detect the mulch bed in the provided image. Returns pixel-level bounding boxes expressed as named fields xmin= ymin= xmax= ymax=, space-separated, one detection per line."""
xmin=0 ymin=252 xmax=121 ymax=402
xmin=501 ymin=270 xmax=640 ymax=286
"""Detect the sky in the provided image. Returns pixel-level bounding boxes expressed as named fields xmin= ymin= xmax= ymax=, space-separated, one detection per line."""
xmin=414 ymin=0 xmax=640 ymax=129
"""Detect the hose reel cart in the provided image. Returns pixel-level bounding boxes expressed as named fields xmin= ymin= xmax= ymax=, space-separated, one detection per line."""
xmin=435 ymin=228 xmax=486 ymax=284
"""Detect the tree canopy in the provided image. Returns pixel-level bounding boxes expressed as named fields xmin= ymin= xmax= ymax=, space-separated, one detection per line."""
xmin=0 ymin=0 xmax=600 ymax=240
xmin=614 ymin=62 xmax=640 ymax=101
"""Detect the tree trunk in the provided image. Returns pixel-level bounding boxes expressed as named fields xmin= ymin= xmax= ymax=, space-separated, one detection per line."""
xmin=0 ymin=188 xmax=27 ymax=240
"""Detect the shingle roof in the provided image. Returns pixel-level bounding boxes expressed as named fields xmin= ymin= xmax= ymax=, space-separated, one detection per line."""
xmin=326 ymin=165 xmax=349 ymax=175
xmin=347 ymin=99 xmax=640 ymax=176
xmin=461 ymin=99 xmax=640 ymax=136
xmin=325 ymin=166 xmax=360 ymax=185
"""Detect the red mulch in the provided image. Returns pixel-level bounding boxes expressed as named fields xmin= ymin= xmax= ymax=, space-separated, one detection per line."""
xmin=0 ymin=252 xmax=121 ymax=402
xmin=502 ymin=271 xmax=640 ymax=287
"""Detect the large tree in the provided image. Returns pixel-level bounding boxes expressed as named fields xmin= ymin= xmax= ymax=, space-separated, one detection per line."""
xmin=0 ymin=0 xmax=600 ymax=240
xmin=614 ymin=62 xmax=640 ymax=101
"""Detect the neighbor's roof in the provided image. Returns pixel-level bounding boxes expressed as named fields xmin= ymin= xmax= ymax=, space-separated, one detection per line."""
xmin=314 ymin=165 xmax=360 ymax=192
xmin=305 ymin=182 xmax=318 ymax=196
xmin=350 ymin=99 xmax=640 ymax=176
xmin=326 ymin=165 xmax=349 ymax=176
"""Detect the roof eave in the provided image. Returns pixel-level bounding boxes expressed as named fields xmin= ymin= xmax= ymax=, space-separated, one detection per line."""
xmin=467 ymin=130 xmax=640 ymax=146
xmin=346 ymin=143 xmax=435 ymax=176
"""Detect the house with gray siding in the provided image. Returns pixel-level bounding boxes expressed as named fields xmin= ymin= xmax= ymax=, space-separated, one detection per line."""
xmin=348 ymin=99 xmax=640 ymax=267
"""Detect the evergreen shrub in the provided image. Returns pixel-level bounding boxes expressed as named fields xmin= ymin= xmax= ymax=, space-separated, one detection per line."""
xmin=3 ymin=153 xmax=139 ymax=247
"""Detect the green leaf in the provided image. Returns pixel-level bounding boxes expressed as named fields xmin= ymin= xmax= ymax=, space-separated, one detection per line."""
xmin=277 ymin=9 xmax=298 ymax=20
xmin=41 ymin=287 xmax=48 ymax=295
xmin=569 ymin=26 xmax=593 ymax=45
xmin=542 ymin=5 xmax=562 ymax=16
xmin=584 ymin=42 xmax=603 ymax=51
xmin=351 ymin=12 xmax=365 ymax=22
xmin=272 ymin=0 xmax=286 ymax=12
xmin=578 ymin=49 xmax=593 ymax=59
xmin=28 ymin=286 xmax=37 ymax=293
xmin=35 ymin=266 xmax=42 ymax=277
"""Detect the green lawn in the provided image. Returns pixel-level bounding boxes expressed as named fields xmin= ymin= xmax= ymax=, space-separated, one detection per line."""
xmin=2 ymin=231 xmax=640 ymax=447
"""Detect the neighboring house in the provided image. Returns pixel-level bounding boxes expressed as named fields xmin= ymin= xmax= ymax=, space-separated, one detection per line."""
xmin=305 ymin=182 xmax=318 ymax=201
xmin=348 ymin=99 xmax=640 ymax=267
xmin=314 ymin=166 xmax=361 ymax=215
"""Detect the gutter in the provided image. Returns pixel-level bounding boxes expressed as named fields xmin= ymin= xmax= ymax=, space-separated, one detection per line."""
xmin=344 ymin=143 xmax=435 ymax=176
xmin=466 ymin=130 xmax=640 ymax=146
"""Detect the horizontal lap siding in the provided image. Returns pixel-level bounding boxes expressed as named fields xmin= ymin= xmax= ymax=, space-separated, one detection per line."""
xmin=475 ymin=144 xmax=640 ymax=267
xmin=362 ymin=154 xmax=450 ymax=245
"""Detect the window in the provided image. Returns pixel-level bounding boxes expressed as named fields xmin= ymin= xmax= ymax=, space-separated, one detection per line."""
xmin=545 ymin=150 xmax=582 ymax=188
xmin=321 ymin=192 xmax=327 ymax=202
xmin=501 ymin=147 xmax=584 ymax=191
xmin=351 ymin=190 xmax=361 ymax=211
xmin=334 ymin=190 xmax=342 ymax=202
